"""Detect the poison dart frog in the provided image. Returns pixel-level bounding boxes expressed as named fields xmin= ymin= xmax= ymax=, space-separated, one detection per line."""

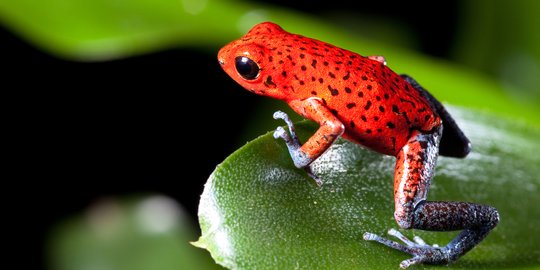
xmin=218 ymin=22 xmax=499 ymax=268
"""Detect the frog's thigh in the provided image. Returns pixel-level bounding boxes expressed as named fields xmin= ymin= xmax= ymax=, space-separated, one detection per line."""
xmin=393 ymin=127 xmax=441 ymax=229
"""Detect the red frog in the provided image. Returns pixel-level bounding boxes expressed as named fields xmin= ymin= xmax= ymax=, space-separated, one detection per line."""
xmin=218 ymin=22 xmax=499 ymax=268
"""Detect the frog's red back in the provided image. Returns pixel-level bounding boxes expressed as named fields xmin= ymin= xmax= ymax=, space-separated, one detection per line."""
xmin=218 ymin=22 xmax=441 ymax=156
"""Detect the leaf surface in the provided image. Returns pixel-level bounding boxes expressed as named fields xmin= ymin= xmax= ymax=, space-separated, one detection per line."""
xmin=196 ymin=107 xmax=540 ymax=269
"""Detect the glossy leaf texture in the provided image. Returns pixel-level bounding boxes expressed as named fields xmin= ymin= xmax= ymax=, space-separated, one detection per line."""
xmin=195 ymin=107 xmax=540 ymax=270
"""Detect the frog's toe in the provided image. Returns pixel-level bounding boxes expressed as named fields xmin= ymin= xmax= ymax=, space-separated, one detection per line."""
xmin=413 ymin=235 xmax=428 ymax=246
xmin=273 ymin=110 xmax=298 ymax=137
xmin=273 ymin=111 xmax=301 ymax=150
xmin=387 ymin=228 xmax=430 ymax=247
xmin=273 ymin=110 xmax=289 ymax=121
xmin=399 ymin=256 xmax=427 ymax=269
xmin=364 ymin=229 xmax=449 ymax=268
xmin=273 ymin=126 xmax=288 ymax=140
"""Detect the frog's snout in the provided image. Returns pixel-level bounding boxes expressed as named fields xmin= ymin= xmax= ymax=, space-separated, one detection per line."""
xmin=217 ymin=46 xmax=227 ymax=66
xmin=217 ymin=50 xmax=225 ymax=66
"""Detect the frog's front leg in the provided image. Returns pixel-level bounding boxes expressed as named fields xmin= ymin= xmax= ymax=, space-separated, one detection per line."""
xmin=273 ymin=97 xmax=345 ymax=185
xmin=364 ymin=126 xmax=499 ymax=268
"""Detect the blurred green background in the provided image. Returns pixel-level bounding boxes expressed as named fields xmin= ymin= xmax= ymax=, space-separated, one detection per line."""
xmin=2 ymin=0 xmax=538 ymax=269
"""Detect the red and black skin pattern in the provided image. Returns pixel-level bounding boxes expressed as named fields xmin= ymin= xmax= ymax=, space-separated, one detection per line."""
xmin=218 ymin=22 xmax=499 ymax=268
xmin=218 ymin=22 xmax=440 ymax=158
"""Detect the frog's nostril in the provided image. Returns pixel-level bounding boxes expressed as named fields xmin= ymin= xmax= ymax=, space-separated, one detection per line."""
xmin=218 ymin=59 xmax=224 ymax=65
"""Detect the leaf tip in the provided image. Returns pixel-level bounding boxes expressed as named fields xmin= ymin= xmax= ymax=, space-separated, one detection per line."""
xmin=190 ymin=238 xmax=208 ymax=249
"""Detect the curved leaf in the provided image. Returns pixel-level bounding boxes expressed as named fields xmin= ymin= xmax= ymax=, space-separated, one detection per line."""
xmin=195 ymin=107 xmax=540 ymax=269
xmin=0 ymin=1 xmax=538 ymax=123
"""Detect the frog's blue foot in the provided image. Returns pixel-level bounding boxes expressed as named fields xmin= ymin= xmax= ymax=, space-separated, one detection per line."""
xmin=363 ymin=229 xmax=449 ymax=269
xmin=273 ymin=111 xmax=322 ymax=186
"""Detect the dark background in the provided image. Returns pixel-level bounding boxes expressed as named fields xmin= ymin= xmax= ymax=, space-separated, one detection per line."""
xmin=2 ymin=1 xmax=458 ymax=268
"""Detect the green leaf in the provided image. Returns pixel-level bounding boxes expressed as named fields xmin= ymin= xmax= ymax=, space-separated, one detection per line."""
xmin=48 ymin=195 xmax=223 ymax=270
xmin=1 ymin=1 xmax=538 ymax=123
xmin=0 ymin=0 xmax=247 ymax=60
xmin=195 ymin=107 xmax=540 ymax=269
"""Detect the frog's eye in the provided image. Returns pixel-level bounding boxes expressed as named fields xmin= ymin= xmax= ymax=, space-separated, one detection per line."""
xmin=235 ymin=56 xmax=260 ymax=80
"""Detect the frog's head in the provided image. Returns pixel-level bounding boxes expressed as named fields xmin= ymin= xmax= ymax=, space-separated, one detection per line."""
xmin=218 ymin=22 xmax=293 ymax=100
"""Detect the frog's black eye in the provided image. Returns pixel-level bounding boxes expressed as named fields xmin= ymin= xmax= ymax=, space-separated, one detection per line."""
xmin=235 ymin=56 xmax=260 ymax=80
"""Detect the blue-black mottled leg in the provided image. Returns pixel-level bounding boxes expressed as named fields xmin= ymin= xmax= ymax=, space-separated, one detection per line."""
xmin=364 ymin=126 xmax=499 ymax=268
xmin=273 ymin=110 xmax=307 ymax=166
xmin=273 ymin=98 xmax=345 ymax=186
xmin=273 ymin=111 xmax=322 ymax=186
xmin=365 ymin=202 xmax=499 ymax=268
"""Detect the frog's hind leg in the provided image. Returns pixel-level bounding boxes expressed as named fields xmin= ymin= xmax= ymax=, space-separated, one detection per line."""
xmin=364 ymin=126 xmax=499 ymax=268
xmin=400 ymin=74 xmax=471 ymax=158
